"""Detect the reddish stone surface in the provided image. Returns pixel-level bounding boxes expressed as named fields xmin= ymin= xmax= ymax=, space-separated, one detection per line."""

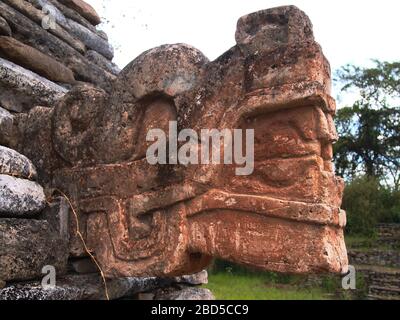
xmin=11 ymin=6 xmax=348 ymax=278
xmin=59 ymin=0 xmax=101 ymax=26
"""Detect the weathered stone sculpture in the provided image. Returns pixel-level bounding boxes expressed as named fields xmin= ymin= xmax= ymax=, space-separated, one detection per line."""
xmin=7 ymin=6 xmax=348 ymax=278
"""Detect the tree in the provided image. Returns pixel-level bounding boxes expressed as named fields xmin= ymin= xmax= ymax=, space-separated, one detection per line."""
xmin=334 ymin=61 xmax=400 ymax=191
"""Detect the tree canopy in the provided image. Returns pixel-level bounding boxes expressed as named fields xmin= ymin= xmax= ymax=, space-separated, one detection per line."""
xmin=334 ymin=61 xmax=400 ymax=191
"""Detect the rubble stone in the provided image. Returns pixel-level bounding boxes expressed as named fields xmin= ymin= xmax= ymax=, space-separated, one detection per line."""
xmin=0 ymin=274 xmax=173 ymax=300
xmin=0 ymin=16 xmax=11 ymax=36
xmin=0 ymin=219 xmax=68 ymax=281
xmin=0 ymin=107 xmax=14 ymax=146
xmin=0 ymin=146 xmax=37 ymax=180
xmin=3 ymin=0 xmax=86 ymax=54
xmin=0 ymin=175 xmax=45 ymax=216
xmin=155 ymin=287 xmax=215 ymax=300
xmin=85 ymin=50 xmax=120 ymax=75
xmin=0 ymin=2 xmax=114 ymax=90
xmin=0 ymin=57 xmax=67 ymax=110
xmin=0 ymin=36 xmax=75 ymax=84
xmin=59 ymin=0 xmax=101 ymax=26
xmin=174 ymin=270 xmax=208 ymax=285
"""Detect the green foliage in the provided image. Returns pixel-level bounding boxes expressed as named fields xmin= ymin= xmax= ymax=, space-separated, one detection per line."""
xmin=342 ymin=176 xmax=400 ymax=236
xmin=334 ymin=61 xmax=400 ymax=190
xmin=343 ymin=176 xmax=382 ymax=235
xmin=344 ymin=235 xmax=378 ymax=249
xmin=334 ymin=60 xmax=400 ymax=236
xmin=204 ymin=272 xmax=328 ymax=300
xmin=380 ymin=188 xmax=400 ymax=223
xmin=337 ymin=61 xmax=400 ymax=100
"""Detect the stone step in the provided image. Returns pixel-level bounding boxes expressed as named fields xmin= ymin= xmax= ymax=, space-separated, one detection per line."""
xmin=354 ymin=265 xmax=400 ymax=297
xmin=377 ymin=223 xmax=400 ymax=235
xmin=58 ymin=0 xmax=101 ymax=26
xmin=26 ymin=0 xmax=110 ymax=57
xmin=367 ymin=294 xmax=400 ymax=301
xmin=377 ymin=224 xmax=400 ymax=245
xmin=371 ymin=270 xmax=400 ymax=276
xmin=3 ymin=0 xmax=86 ymax=54
xmin=368 ymin=285 xmax=400 ymax=300
xmin=370 ymin=276 xmax=400 ymax=287
xmin=376 ymin=239 xmax=400 ymax=249
xmin=355 ymin=264 xmax=400 ymax=277
xmin=85 ymin=50 xmax=120 ymax=76
xmin=0 ymin=274 xmax=166 ymax=300
xmin=349 ymin=249 xmax=400 ymax=268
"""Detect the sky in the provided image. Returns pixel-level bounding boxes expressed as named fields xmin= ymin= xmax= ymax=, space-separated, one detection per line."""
xmin=86 ymin=0 xmax=399 ymax=72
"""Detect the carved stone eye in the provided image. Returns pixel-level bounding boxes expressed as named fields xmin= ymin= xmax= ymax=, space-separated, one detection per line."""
xmin=52 ymin=85 xmax=106 ymax=165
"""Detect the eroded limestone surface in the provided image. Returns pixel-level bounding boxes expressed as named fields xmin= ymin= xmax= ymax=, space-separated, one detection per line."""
xmin=7 ymin=6 xmax=348 ymax=278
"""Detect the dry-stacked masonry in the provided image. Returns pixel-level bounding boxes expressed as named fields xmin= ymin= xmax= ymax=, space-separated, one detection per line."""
xmin=0 ymin=0 xmax=119 ymax=114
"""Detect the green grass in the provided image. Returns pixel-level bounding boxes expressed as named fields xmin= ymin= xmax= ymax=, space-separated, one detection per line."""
xmin=203 ymin=272 xmax=329 ymax=300
xmin=345 ymin=234 xmax=399 ymax=251
xmin=204 ymin=235 xmax=383 ymax=301
xmin=200 ymin=231 xmax=389 ymax=300
xmin=345 ymin=235 xmax=377 ymax=249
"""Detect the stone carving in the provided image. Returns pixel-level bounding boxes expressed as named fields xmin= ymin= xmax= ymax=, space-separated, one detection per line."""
xmin=8 ymin=6 xmax=348 ymax=278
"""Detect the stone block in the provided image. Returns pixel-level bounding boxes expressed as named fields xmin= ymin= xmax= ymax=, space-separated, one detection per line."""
xmin=0 ymin=175 xmax=45 ymax=217
xmin=0 ymin=219 xmax=68 ymax=281
xmin=0 ymin=146 xmax=37 ymax=180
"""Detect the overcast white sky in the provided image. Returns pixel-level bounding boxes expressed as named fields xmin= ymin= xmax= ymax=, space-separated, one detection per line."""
xmin=86 ymin=0 xmax=399 ymax=74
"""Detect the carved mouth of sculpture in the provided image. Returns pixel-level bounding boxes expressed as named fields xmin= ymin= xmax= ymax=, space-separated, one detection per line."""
xmin=55 ymin=143 xmax=348 ymax=276
xmin=184 ymin=190 xmax=346 ymax=228
xmin=76 ymin=184 xmax=347 ymax=275
xmin=187 ymin=208 xmax=348 ymax=274
xmin=184 ymin=190 xmax=348 ymax=274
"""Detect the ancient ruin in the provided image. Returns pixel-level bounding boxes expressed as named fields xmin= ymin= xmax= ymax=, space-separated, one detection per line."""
xmin=0 ymin=1 xmax=348 ymax=299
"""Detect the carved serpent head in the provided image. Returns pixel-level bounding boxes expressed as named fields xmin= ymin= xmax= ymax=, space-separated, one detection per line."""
xmin=22 ymin=6 xmax=348 ymax=277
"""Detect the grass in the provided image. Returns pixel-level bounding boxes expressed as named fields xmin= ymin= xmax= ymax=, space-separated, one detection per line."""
xmin=345 ymin=235 xmax=377 ymax=249
xmin=203 ymin=272 xmax=329 ymax=300
xmin=201 ymin=232 xmax=384 ymax=300
xmin=345 ymin=234 xmax=399 ymax=251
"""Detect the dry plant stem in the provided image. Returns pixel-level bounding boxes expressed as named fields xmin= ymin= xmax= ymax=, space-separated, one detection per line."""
xmin=54 ymin=189 xmax=110 ymax=300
